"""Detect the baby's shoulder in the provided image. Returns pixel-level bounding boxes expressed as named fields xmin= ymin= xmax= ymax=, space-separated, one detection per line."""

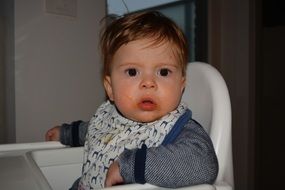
xmin=180 ymin=119 xmax=209 ymax=137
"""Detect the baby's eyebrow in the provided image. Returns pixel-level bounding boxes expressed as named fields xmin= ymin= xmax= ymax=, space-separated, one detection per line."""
xmin=116 ymin=62 xmax=180 ymax=69
xmin=157 ymin=63 xmax=180 ymax=68
xmin=117 ymin=62 xmax=140 ymax=68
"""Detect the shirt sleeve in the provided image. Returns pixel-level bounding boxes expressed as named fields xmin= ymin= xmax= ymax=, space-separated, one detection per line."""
xmin=60 ymin=120 xmax=88 ymax=147
xmin=117 ymin=119 xmax=219 ymax=188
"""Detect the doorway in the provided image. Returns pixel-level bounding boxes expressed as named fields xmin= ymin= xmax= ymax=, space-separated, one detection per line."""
xmin=255 ymin=0 xmax=285 ymax=189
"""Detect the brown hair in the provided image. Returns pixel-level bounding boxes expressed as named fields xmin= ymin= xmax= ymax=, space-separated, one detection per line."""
xmin=100 ymin=11 xmax=188 ymax=77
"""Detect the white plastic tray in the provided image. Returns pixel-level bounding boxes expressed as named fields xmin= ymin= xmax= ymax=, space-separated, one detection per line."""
xmin=0 ymin=142 xmax=215 ymax=190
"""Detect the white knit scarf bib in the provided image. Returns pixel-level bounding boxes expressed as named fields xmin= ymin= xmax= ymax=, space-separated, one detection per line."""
xmin=79 ymin=100 xmax=188 ymax=189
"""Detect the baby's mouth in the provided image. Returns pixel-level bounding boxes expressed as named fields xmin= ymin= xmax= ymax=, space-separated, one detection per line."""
xmin=138 ymin=98 xmax=157 ymax=111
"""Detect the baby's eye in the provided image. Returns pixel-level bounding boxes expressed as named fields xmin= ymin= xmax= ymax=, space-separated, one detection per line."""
xmin=126 ymin=68 xmax=138 ymax=77
xmin=159 ymin=68 xmax=171 ymax=76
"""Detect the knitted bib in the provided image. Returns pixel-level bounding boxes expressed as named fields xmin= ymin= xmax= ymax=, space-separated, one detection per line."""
xmin=79 ymin=101 xmax=188 ymax=189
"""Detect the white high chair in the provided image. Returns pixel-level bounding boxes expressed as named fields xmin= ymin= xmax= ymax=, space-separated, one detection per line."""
xmin=182 ymin=62 xmax=234 ymax=190
xmin=0 ymin=62 xmax=233 ymax=190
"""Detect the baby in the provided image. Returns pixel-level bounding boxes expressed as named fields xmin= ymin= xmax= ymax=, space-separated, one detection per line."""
xmin=46 ymin=11 xmax=218 ymax=189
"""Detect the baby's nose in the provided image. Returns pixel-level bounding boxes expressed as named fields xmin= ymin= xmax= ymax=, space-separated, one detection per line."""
xmin=139 ymin=75 xmax=157 ymax=89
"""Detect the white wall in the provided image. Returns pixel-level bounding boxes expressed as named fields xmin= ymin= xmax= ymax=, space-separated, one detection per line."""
xmin=13 ymin=0 xmax=106 ymax=142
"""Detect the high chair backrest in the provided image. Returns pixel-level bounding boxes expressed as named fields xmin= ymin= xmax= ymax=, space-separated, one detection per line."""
xmin=182 ymin=62 xmax=234 ymax=189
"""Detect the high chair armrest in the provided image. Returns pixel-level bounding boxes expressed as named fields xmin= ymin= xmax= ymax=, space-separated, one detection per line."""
xmin=102 ymin=184 xmax=215 ymax=190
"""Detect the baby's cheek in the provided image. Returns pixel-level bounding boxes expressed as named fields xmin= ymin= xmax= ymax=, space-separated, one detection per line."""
xmin=115 ymin=94 xmax=135 ymax=111
xmin=125 ymin=96 xmax=138 ymax=110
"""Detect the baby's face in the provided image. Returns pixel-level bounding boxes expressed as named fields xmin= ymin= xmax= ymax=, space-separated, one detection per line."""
xmin=104 ymin=38 xmax=185 ymax=122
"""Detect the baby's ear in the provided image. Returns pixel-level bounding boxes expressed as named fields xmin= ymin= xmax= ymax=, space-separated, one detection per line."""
xmin=103 ymin=76 xmax=114 ymax=101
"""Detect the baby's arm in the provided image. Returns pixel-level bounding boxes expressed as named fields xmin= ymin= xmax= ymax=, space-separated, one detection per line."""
xmin=60 ymin=120 xmax=88 ymax=146
xmin=117 ymin=120 xmax=218 ymax=188
xmin=45 ymin=120 xmax=88 ymax=147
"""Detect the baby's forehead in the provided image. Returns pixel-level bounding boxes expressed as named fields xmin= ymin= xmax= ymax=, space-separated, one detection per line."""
xmin=115 ymin=39 xmax=179 ymax=59
xmin=116 ymin=38 xmax=179 ymax=55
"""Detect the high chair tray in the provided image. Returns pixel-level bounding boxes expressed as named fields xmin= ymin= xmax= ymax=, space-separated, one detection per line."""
xmin=0 ymin=142 xmax=215 ymax=190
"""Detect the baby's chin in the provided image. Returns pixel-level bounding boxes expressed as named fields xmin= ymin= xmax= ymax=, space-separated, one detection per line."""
xmin=127 ymin=113 xmax=165 ymax=123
